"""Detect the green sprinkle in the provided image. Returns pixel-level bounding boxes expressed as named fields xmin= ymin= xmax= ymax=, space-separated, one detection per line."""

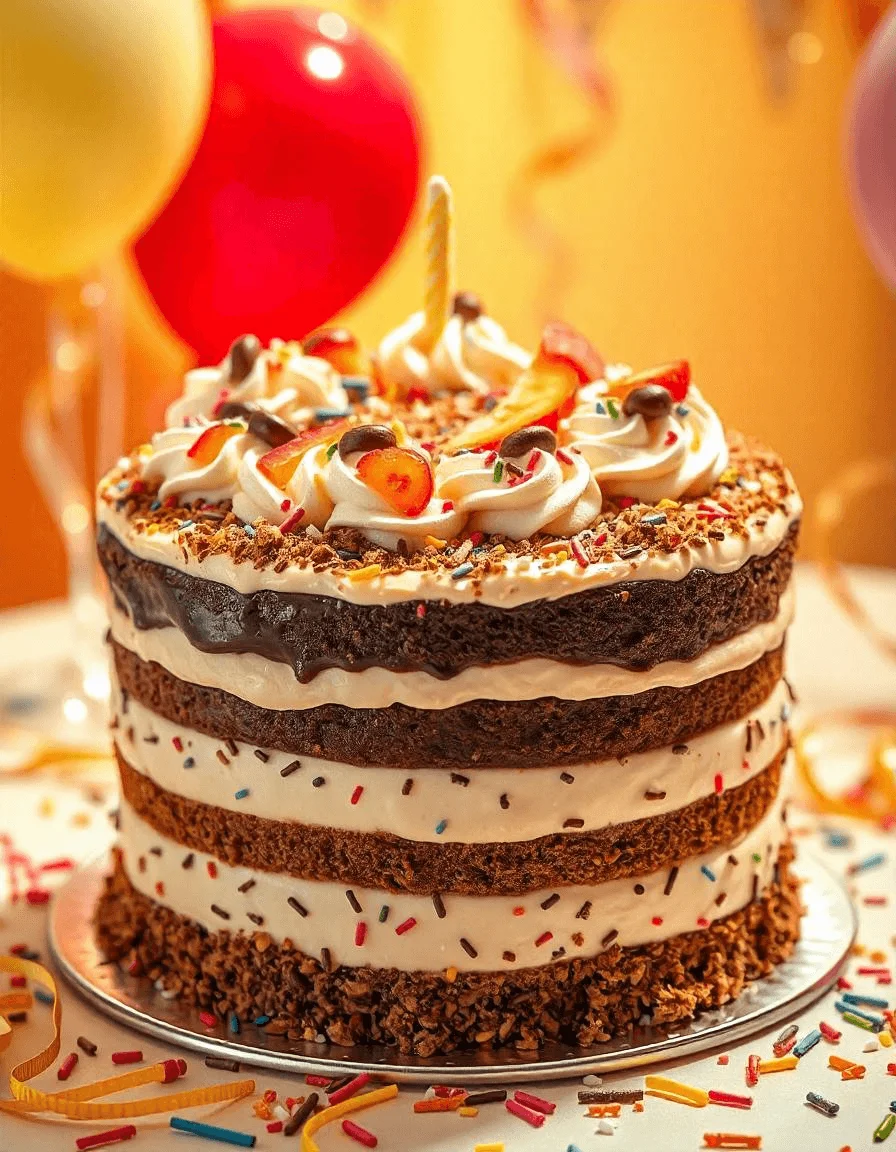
xmin=607 ymin=398 xmax=620 ymax=419
xmin=492 ymin=460 xmax=504 ymax=483
xmin=326 ymin=441 xmax=339 ymax=458
xmin=752 ymin=852 xmax=762 ymax=863
xmin=874 ymin=1112 xmax=895 ymax=1142
xmin=378 ymin=905 xmax=389 ymax=923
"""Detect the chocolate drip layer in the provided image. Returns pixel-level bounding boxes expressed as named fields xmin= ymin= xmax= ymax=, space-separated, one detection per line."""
xmin=111 ymin=640 xmax=784 ymax=770
xmin=117 ymin=749 xmax=785 ymax=895
xmin=95 ymin=844 xmax=801 ymax=1056
xmin=98 ymin=523 xmax=797 ymax=682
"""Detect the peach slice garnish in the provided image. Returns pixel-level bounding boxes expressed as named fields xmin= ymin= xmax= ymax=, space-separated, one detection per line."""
xmin=610 ymin=360 xmax=691 ymax=404
xmin=187 ymin=423 xmax=243 ymax=466
xmin=356 ymin=446 xmax=434 ymax=517
xmin=257 ymin=419 xmax=351 ymax=489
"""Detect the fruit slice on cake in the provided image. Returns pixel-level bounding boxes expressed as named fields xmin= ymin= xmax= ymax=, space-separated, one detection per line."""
xmin=257 ymin=419 xmax=351 ymax=488
xmin=356 ymin=446 xmax=434 ymax=517
xmin=446 ymin=322 xmax=604 ymax=451
xmin=186 ymin=423 xmax=243 ymax=466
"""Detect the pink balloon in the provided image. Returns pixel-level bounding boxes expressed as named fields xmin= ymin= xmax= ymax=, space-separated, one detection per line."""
xmin=847 ymin=10 xmax=896 ymax=291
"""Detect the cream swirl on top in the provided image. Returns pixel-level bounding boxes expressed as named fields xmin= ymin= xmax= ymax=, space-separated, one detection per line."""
xmin=437 ymin=444 xmax=602 ymax=539
xmin=141 ymin=425 xmax=252 ymax=505
xmin=378 ymin=308 xmax=531 ymax=397
xmin=166 ymin=339 xmax=348 ymax=430
xmin=562 ymin=372 xmax=728 ymax=503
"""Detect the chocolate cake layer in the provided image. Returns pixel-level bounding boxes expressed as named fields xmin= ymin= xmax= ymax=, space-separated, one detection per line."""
xmin=117 ymin=749 xmax=786 ymax=894
xmin=112 ymin=639 xmax=785 ymax=769
xmin=95 ymin=845 xmax=801 ymax=1056
xmin=98 ymin=522 xmax=797 ymax=681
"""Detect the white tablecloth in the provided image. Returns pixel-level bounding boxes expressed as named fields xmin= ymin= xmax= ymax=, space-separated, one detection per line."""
xmin=1 ymin=562 xmax=894 ymax=1151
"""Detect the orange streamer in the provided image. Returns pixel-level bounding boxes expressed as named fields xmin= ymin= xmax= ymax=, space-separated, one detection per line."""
xmin=0 ymin=955 xmax=255 ymax=1120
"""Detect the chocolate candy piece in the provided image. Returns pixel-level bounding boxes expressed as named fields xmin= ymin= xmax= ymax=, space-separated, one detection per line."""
xmin=453 ymin=291 xmax=484 ymax=322
xmin=216 ymin=401 xmax=258 ymax=422
xmin=622 ymin=384 xmax=673 ymax=420
xmin=247 ymin=409 xmax=296 ymax=448
xmin=499 ymin=425 xmax=557 ymax=459
xmin=228 ymin=334 xmax=262 ymax=383
xmin=338 ymin=424 xmax=397 ymax=460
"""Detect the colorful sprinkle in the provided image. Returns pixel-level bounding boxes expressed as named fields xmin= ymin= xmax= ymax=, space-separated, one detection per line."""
xmin=111 ymin=1050 xmax=143 ymax=1065
xmin=505 ymin=1098 xmax=545 ymax=1127
xmin=395 ymin=917 xmax=417 ymax=936
xmin=170 ymin=1117 xmax=256 ymax=1147
xmin=234 ymin=788 xmax=249 ymax=800
xmin=341 ymin=1119 xmax=377 ymax=1148
xmin=434 ymin=819 xmax=448 ymax=834
xmin=75 ymin=1126 xmax=138 ymax=1150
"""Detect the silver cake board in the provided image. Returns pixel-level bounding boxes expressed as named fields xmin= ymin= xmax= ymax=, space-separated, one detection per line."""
xmin=48 ymin=853 xmax=855 ymax=1085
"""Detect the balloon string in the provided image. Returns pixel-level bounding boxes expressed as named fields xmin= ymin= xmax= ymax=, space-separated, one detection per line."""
xmin=0 ymin=955 xmax=255 ymax=1120
xmin=512 ymin=0 xmax=616 ymax=324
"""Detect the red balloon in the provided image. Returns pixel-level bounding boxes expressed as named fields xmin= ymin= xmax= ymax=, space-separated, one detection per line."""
xmin=134 ymin=7 xmax=421 ymax=361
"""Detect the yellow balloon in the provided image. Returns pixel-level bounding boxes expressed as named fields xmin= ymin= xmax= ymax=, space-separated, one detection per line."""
xmin=0 ymin=0 xmax=212 ymax=281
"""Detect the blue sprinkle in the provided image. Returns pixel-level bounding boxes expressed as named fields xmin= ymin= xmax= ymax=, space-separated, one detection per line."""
xmin=170 ymin=1118 xmax=256 ymax=1148
xmin=234 ymin=788 xmax=250 ymax=800
xmin=179 ymin=519 xmax=194 ymax=530
xmin=890 ymin=1101 xmax=896 ymax=1115
xmin=568 ymin=1145 xmax=585 ymax=1152
xmin=843 ymin=992 xmax=889 ymax=1010
xmin=824 ymin=828 xmax=850 ymax=849
xmin=116 ymin=479 xmax=129 ymax=491
xmin=314 ymin=407 xmax=350 ymax=421
xmin=34 ymin=987 xmax=54 ymax=1006
xmin=451 ymin=562 xmax=474 ymax=581
xmin=229 ymin=1012 xmax=241 ymax=1034
xmin=435 ymin=819 xmax=448 ymax=835
xmin=243 ymin=524 xmax=256 ymax=537
xmin=483 ymin=395 xmax=499 ymax=412
xmin=254 ymin=1014 xmax=271 ymax=1027
xmin=595 ymin=401 xmax=606 ymax=415
xmin=641 ymin=512 xmax=667 ymax=526
xmin=835 ymin=1001 xmax=885 ymax=1028
xmin=150 ymin=500 xmax=161 ymax=511
xmin=676 ymin=404 xmax=690 ymax=417
xmin=183 ymin=757 xmax=195 ymax=769
xmin=781 ymin=704 xmax=791 ymax=722
xmin=700 ymin=865 xmax=716 ymax=882
xmin=341 ymin=376 xmax=370 ymax=399
xmin=793 ymin=1028 xmax=822 ymax=1056
xmin=850 ymin=851 xmax=886 ymax=874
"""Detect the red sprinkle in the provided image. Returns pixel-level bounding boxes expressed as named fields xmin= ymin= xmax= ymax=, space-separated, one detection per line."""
xmin=395 ymin=917 xmax=417 ymax=936
xmin=280 ymin=507 xmax=305 ymax=534
xmin=306 ymin=1075 xmax=331 ymax=1087
xmin=342 ymin=1119 xmax=377 ymax=1148
xmin=416 ymin=603 xmax=426 ymax=618
xmin=263 ymin=1089 xmax=277 ymax=1104
xmin=354 ymin=922 xmax=367 ymax=947
xmin=328 ymin=1073 xmax=370 ymax=1105
xmin=708 ymin=1089 xmax=752 ymax=1109
xmin=617 ymin=496 xmax=636 ymax=509
xmin=534 ymin=931 xmax=553 ymax=948
xmin=172 ymin=737 xmax=183 ymax=752
xmin=864 ymin=895 xmax=888 ymax=906
xmin=9 ymin=944 xmax=29 ymax=956
xmin=858 ymin=966 xmax=890 ymax=976
xmin=513 ymin=1090 xmax=556 ymax=1115
xmin=651 ymin=916 xmax=663 ymax=926
xmin=40 ymin=857 xmax=74 ymax=872
xmin=26 ymin=889 xmax=50 ymax=905
xmin=433 ymin=1086 xmax=466 ymax=1098
xmin=837 ymin=976 xmax=853 ymax=990
xmin=199 ymin=1012 xmax=217 ymax=1028
xmin=505 ymin=1098 xmax=545 ymax=1128
xmin=746 ymin=1054 xmax=761 ymax=1087
xmin=525 ymin=450 xmax=540 ymax=472
xmin=887 ymin=1063 xmax=896 ymax=1076
xmin=280 ymin=499 xmax=291 ymax=512
xmin=714 ymin=773 xmax=724 ymax=794
xmin=266 ymin=1121 xmax=283 ymax=1133
xmin=10 ymin=975 xmax=25 ymax=988
xmin=512 ymin=906 xmax=525 ymax=917
xmin=665 ymin=429 xmax=678 ymax=446
xmin=206 ymin=861 xmax=218 ymax=879
xmin=350 ymin=786 xmax=363 ymax=806
xmin=57 ymin=1052 xmax=78 ymax=1081
xmin=820 ymin=1021 xmax=842 ymax=1042
xmin=76 ymin=1125 xmax=137 ymax=1150
xmin=110 ymin=1050 xmax=142 ymax=1065
xmin=155 ymin=881 xmax=165 ymax=897
xmin=555 ymin=449 xmax=573 ymax=465
xmin=442 ymin=500 xmax=454 ymax=512
xmin=697 ymin=917 xmax=710 ymax=927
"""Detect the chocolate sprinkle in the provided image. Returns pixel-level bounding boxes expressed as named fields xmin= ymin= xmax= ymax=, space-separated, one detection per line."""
xmin=401 ymin=778 xmax=414 ymax=796
xmin=320 ymin=948 xmax=331 ymax=972
xmin=563 ymin=817 xmax=585 ymax=829
xmin=284 ymin=1092 xmax=319 ymax=1137
xmin=287 ymin=897 xmax=308 ymax=917
xmin=450 ymin=772 xmax=470 ymax=787
xmin=312 ymin=776 xmax=325 ymax=788
xmin=601 ymin=929 xmax=619 ymax=948
xmin=634 ymin=883 xmax=645 ymax=895
xmin=181 ymin=853 xmax=194 ymax=869
xmin=280 ymin=760 xmax=302 ymax=777
xmin=560 ymin=772 xmax=575 ymax=784
xmin=253 ymin=749 xmax=269 ymax=763
xmin=578 ymin=1088 xmax=644 ymax=1105
xmin=575 ymin=901 xmax=592 ymax=920
xmin=345 ymin=890 xmax=362 ymax=913
xmin=237 ymin=879 xmax=256 ymax=893
xmin=205 ymin=1055 xmax=241 ymax=1072
xmin=540 ymin=893 xmax=560 ymax=910
xmin=247 ymin=913 xmax=264 ymax=926
xmin=464 ymin=1089 xmax=507 ymax=1106
xmin=76 ymin=1036 xmax=98 ymax=1057
xmin=210 ymin=904 xmax=230 ymax=920
xmin=500 ymin=793 xmax=510 ymax=810
xmin=432 ymin=893 xmax=446 ymax=919
xmin=225 ymin=738 xmax=239 ymax=756
xmin=502 ymin=950 xmax=516 ymax=963
xmin=459 ymin=938 xmax=478 ymax=958
xmin=664 ymin=866 xmax=679 ymax=896
xmin=672 ymin=744 xmax=689 ymax=755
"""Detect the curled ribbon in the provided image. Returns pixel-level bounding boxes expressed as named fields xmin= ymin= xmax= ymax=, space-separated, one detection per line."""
xmin=0 ymin=955 xmax=255 ymax=1120
xmin=796 ymin=455 xmax=896 ymax=823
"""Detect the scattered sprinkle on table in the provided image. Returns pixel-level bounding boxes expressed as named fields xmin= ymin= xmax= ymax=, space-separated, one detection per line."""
xmin=283 ymin=1091 xmax=318 ymax=1136
xmin=169 ymin=1117 xmax=256 ymax=1147
xmin=342 ymin=1119 xmax=378 ymax=1148
xmin=645 ymin=1075 xmax=709 ymax=1107
xmin=57 ymin=1051 xmax=78 ymax=1080
xmin=76 ymin=1035 xmax=98 ymax=1057
xmin=75 ymin=1125 xmax=137 ymax=1150
xmin=505 ymin=1098 xmax=545 ymax=1127
xmin=110 ymin=1050 xmax=142 ymax=1065
xmin=759 ymin=1055 xmax=799 ymax=1073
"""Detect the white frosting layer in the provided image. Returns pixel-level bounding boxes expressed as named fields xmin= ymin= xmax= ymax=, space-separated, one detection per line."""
xmin=113 ymin=680 xmax=791 ymax=843
xmin=118 ymin=774 xmax=791 ymax=973
xmin=108 ymin=583 xmax=794 ymax=712
xmin=97 ymin=488 xmax=800 ymax=610
xmin=563 ymin=381 xmax=729 ymax=502
xmin=377 ymin=310 xmax=531 ymax=397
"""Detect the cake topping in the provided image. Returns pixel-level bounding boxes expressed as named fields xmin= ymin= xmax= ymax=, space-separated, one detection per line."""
xmin=227 ymin=334 xmax=262 ymax=383
xmin=498 ymin=426 xmax=557 ymax=458
xmin=337 ymin=425 xmax=397 ymax=460
xmin=452 ymin=290 xmax=484 ymax=322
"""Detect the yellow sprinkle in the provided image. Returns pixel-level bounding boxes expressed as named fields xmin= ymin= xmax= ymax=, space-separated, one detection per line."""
xmin=345 ymin=564 xmax=382 ymax=583
xmin=474 ymin=1145 xmax=504 ymax=1152
xmin=146 ymin=524 xmax=160 ymax=535
xmin=38 ymin=797 xmax=55 ymax=818
xmin=828 ymin=1055 xmax=857 ymax=1071
xmin=851 ymin=943 xmax=867 ymax=956
xmin=555 ymin=550 xmax=569 ymax=563
xmin=645 ymin=1075 xmax=708 ymax=1107
xmin=458 ymin=1106 xmax=478 ymax=1117
xmin=443 ymin=966 xmax=458 ymax=983
xmin=424 ymin=536 xmax=448 ymax=550
xmin=690 ymin=429 xmax=702 ymax=453
xmin=758 ymin=1055 xmax=798 ymax=1074
xmin=491 ymin=544 xmax=506 ymax=555
xmin=718 ymin=467 xmax=739 ymax=485
xmin=879 ymin=1030 xmax=893 ymax=1048
xmin=301 ymin=1083 xmax=398 ymax=1152
xmin=71 ymin=811 xmax=91 ymax=827
xmin=658 ymin=498 xmax=680 ymax=509
xmin=871 ymin=949 xmax=887 ymax=963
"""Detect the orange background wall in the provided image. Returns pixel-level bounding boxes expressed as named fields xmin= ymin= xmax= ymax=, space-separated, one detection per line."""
xmin=1 ymin=0 xmax=894 ymax=610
